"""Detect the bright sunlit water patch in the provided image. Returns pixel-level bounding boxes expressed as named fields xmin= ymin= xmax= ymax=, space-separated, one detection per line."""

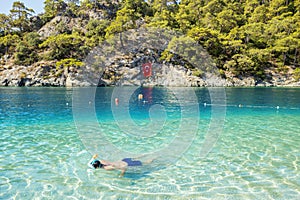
xmin=0 ymin=87 xmax=299 ymax=199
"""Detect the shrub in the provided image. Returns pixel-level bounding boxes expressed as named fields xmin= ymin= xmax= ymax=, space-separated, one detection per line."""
xmin=56 ymin=58 xmax=83 ymax=70
xmin=192 ymin=69 xmax=203 ymax=77
xmin=293 ymin=68 xmax=300 ymax=82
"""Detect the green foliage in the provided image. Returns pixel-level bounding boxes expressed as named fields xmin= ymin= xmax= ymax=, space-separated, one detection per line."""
xmin=105 ymin=8 xmax=135 ymax=36
xmin=24 ymin=32 xmax=42 ymax=47
xmin=105 ymin=0 xmax=151 ymax=36
xmin=86 ymin=19 xmax=110 ymax=46
xmin=9 ymin=1 xmax=35 ymax=32
xmin=42 ymin=0 xmax=66 ymax=22
xmin=1 ymin=0 xmax=299 ymax=82
xmin=14 ymin=42 xmax=37 ymax=65
xmin=148 ymin=0 xmax=179 ymax=29
xmin=293 ymin=68 xmax=300 ymax=82
xmin=192 ymin=69 xmax=203 ymax=77
xmin=14 ymin=32 xmax=42 ymax=65
xmin=0 ymin=14 xmax=10 ymax=34
xmin=224 ymin=54 xmax=256 ymax=76
xmin=162 ymin=35 xmax=200 ymax=65
xmin=175 ymin=0 xmax=205 ymax=31
xmin=56 ymin=58 xmax=83 ymax=70
xmin=219 ymin=69 xmax=226 ymax=78
xmin=188 ymin=27 xmax=223 ymax=57
xmin=39 ymin=33 xmax=85 ymax=60
xmin=0 ymin=34 xmax=21 ymax=55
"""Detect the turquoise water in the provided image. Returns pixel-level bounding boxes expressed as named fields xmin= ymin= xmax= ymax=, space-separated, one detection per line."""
xmin=0 ymin=87 xmax=299 ymax=199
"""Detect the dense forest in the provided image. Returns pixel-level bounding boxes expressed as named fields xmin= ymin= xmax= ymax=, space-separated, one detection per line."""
xmin=0 ymin=0 xmax=300 ymax=82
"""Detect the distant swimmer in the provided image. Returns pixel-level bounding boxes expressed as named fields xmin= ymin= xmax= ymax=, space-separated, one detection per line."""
xmin=87 ymin=154 xmax=153 ymax=177
xmin=115 ymin=98 xmax=119 ymax=105
xmin=138 ymin=94 xmax=143 ymax=100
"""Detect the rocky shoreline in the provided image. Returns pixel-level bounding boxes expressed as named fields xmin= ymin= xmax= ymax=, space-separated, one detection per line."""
xmin=0 ymin=60 xmax=299 ymax=87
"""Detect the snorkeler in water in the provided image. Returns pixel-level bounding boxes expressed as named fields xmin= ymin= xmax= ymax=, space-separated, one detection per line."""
xmin=87 ymin=154 xmax=153 ymax=177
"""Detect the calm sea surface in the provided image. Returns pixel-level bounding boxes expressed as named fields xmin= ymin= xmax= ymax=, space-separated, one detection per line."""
xmin=0 ymin=87 xmax=299 ymax=199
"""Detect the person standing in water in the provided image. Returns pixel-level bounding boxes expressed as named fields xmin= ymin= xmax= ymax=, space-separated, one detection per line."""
xmin=87 ymin=154 xmax=152 ymax=177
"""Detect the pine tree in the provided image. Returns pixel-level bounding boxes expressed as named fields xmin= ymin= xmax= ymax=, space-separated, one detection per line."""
xmin=9 ymin=1 xmax=35 ymax=32
xmin=42 ymin=0 xmax=67 ymax=22
xmin=0 ymin=14 xmax=10 ymax=35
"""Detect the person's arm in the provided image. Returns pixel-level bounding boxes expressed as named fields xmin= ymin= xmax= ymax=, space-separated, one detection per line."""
xmin=103 ymin=165 xmax=115 ymax=170
xmin=99 ymin=159 xmax=110 ymax=165
xmin=87 ymin=157 xmax=95 ymax=169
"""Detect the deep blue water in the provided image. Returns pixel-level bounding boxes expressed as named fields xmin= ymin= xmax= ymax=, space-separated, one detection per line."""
xmin=1 ymin=87 xmax=299 ymax=126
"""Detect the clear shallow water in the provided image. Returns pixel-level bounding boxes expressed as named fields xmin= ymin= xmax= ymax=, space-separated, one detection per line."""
xmin=0 ymin=87 xmax=299 ymax=199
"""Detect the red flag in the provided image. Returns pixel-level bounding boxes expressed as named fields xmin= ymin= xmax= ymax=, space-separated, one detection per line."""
xmin=142 ymin=63 xmax=152 ymax=77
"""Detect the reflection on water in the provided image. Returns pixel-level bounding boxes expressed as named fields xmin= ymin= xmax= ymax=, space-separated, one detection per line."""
xmin=0 ymin=87 xmax=299 ymax=199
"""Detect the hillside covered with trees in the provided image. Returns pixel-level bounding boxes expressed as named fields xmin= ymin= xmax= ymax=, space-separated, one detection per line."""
xmin=0 ymin=0 xmax=300 ymax=86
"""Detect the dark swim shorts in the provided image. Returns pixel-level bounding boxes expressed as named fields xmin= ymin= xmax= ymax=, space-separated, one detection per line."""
xmin=122 ymin=158 xmax=142 ymax=166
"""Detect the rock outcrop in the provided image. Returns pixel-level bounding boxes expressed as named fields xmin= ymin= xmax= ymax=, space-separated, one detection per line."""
xmin=0 ymin=60 xmax=89 ymax=87
xmin=1 ymin=58 xmax=299 ymax=87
